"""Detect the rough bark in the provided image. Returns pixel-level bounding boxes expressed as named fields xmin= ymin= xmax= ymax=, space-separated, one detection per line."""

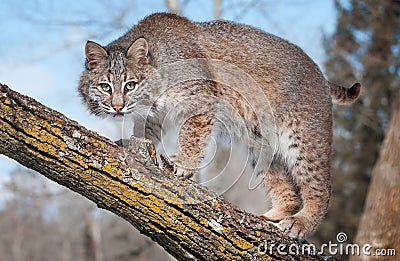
xmin=350 ymin=96 xmax=400 ymax=261
xmin=0 ymin=83 xmax=337 ymax=260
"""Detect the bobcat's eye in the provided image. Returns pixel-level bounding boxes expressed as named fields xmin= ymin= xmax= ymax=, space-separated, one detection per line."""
xmin=99 ymin=83 xmax=112 ymax=93
xmin=124 ymin=81 xmax=137 ymax=92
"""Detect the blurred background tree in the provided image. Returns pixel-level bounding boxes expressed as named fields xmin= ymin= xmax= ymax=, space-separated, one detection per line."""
xmin=0 ymin=168 xmax=170 ymax=261
xmin=314 ymin=0 xmax=400 ymax=251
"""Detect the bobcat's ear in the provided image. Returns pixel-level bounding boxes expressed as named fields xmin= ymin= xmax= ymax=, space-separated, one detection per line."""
xmin=127 ymin=37 xmax=149 ymax=65
xmin=85 ymin=41 xmax=107 ymax=70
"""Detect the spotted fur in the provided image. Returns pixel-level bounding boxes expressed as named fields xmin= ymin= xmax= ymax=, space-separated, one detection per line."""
xmin=78 ymin=13 xmax=361 ymax=239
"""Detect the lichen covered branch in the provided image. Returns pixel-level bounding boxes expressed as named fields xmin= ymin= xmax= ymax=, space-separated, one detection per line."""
xmin=0 ymin=83 xmax=335 ymax=260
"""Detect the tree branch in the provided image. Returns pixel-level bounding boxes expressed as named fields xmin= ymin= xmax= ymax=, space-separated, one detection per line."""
xmin=0 ymin=83 xmax=336 ymax=260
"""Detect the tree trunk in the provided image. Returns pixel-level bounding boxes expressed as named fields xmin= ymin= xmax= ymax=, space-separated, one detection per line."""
xmin=350 ymin=96 xmax=400 ymax=261
xmin=165 ymin=0 xmax=180 ymax=14
xmin=82 ymin=207 xmax=104 ymax=261
xmin=214 ymin=0 xmax=222 ymax=19
xmin=0 ymin=83 xmax=336 ymax=260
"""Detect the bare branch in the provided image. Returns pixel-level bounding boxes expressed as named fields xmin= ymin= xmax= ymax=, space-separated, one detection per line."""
xmin=166 ymin=0 xmax=181 ymax=14
xmin=214 ymin=0 xmax=222 ymax=19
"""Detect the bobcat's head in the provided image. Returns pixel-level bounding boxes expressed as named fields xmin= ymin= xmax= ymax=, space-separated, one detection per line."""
xmin=78 ymin=37 xmax=158 ymax=117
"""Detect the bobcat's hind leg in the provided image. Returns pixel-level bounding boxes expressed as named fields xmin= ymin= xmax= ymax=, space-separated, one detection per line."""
xmin=276 ymin=128 xmax=332 ymax=239
xmin=279 ymin=160 xmax=331 ymax=239
xmin=262 ymin=160 xmax=301 ymax=222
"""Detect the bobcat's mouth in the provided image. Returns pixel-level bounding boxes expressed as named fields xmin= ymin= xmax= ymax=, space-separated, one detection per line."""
xmin=113 ymin=112 xmax=125 ymax=117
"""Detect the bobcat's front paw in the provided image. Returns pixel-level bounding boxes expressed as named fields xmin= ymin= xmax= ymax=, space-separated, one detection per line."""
xmin=262 ymin=209 xmax=290 ymax=222
xmin=165 ymin=155 xmax=197 ymax=179
xmin=278 ymin=215 xmax=314 ymax=239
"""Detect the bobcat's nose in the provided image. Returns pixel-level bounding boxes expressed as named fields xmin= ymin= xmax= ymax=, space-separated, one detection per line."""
xmin=112 ymin=104 xmax=124 ymax=113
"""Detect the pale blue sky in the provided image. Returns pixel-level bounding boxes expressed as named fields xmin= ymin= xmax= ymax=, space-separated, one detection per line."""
xmin=0 ymin=0 xmax=337 ymax=181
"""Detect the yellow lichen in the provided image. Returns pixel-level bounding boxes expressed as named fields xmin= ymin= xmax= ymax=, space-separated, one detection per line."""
xmin=1 ymin=94 xmax=282 ymax=261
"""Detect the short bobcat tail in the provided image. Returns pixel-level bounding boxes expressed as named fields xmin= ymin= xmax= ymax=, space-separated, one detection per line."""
xmin=329 ymin=82 xmax=361 ymax=104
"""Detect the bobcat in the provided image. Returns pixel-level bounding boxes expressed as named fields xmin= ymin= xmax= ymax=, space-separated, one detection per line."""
xmin=78 ymin=13 xmax=361 ymax=239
